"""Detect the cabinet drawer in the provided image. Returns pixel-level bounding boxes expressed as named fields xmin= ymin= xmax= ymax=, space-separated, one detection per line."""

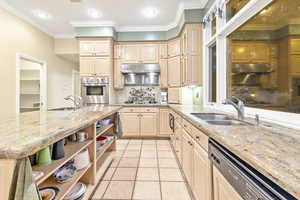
xmin=139 ymin=107 xmax=159 ymax=113
xmin=182 ymin=119 xmax=192 ymax=133
xmin=120 ymin=107 xmax=141 ymax=113
xmin=191 ymin=126 xmax=209 ymax=151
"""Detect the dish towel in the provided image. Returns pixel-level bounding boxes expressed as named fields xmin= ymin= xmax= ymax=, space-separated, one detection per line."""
xmin=9 ymin=158 xmax=40 ymax=200
xmin=115 ymin=112 xmax=123 ymax=138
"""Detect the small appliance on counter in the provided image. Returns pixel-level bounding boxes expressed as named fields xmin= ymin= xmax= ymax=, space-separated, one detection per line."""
xmin=160 ymin=92 xmax=168 ymax=104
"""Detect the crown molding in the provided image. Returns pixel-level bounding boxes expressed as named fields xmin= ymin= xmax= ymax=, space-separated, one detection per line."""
xmin=0 ymin=0 xmax=55 ymax=37
xmin=54 ymin=34 xmax=76 ymax=39
xmin=70 ymin=20 xmax=117 ymax=27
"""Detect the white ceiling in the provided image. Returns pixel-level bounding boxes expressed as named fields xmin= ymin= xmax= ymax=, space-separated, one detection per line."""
xmin=0 ymin=0 xmax=208 ymax=37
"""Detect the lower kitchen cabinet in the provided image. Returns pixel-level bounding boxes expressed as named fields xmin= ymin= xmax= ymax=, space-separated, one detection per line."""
xmin=140 ymin=113 xmax=158 ymax=136
xmin=193 ymin=143 xmax=212 ymax=200
xmin=159 ymin=108 xmax=172 ymax=136
xmin=174 ymin=121 xmax=183 ymax=164
xmin=182 ymin=130 xmax=194 ymax=185
xmin=120 ymin=113 xmax=140 ymax=136
xmin=213 ymin=165 xmax=242 ymax=200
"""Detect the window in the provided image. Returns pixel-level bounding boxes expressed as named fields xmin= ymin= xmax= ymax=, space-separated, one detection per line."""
xmin=226 ymin=0 xmax=251 ymax=21
xmin=209 ymin=44 xmax=217 ymax=103
xmin=228 ymin=0 xmax=300 ymax=114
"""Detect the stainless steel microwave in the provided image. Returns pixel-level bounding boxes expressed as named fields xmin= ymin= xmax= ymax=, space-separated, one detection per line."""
xmin=81 ymin=77 xmax=109 ymax=104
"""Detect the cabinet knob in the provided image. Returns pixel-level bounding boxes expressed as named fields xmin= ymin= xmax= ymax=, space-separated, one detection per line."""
xmin=196 ymin=136 xmax=200 ymax=140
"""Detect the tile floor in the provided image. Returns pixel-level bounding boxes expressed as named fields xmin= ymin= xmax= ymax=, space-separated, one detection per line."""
xmin=91 ymin=139 xmax=193 ymax=200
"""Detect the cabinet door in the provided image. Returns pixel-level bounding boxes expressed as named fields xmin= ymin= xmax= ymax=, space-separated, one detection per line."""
xmin=168 ymin=56 xmax=181 ymax=87
xmin=182 ymin=131 xmax=193 ymax=185
xmin=120 ymin=113 xmax=140 ymax=136
xmin=159 ymin=59 xmax=168 ymax=88
xmin=231 ymin=44 xmax=250 ymax=63
xmin=193 ymin=144 xmax=211 ymax=200
xmin=114 ymin=59 xmax=124 ymax=89
xmin=140 ymin=113 xmax=158 ymax=136
xmin=123 ymin=45 xmax=140 ymax=63
xmin=250 ymin=43 xmax=269 ymax=63
xmin=182 ymin=56 xmax=188 ymax=86
xmin=114 ymin=45 xmax=124 ymax=59
xmin=80 ymin=57 xmax=95 ymax=74
xmin=79 ymin=41 xmax=95 ymax=56
xmin=289 ymin=55 xmax=300 ymax=74
xmin=140 ymin=45 xmax=159 ymax=63
xmin=289 ymin=38 xmax=300 ymax=54
xmin=159 ymin=108 xmax=172 ymax=136
xmin=168 ymin=88 xmax=181 ymax=104
xmin=174 ymin=122 xmax=183 ymax=164
xmin=168 ymin=38 xmax=181 ymax=58
xmin=93 ymin=41 xmax=111 ymax=56
xmin=186 ymin=24 xmax=202 ymax=55
xmin=94 ymin=57 xmax=111 ymax=76
xmin=189 ymin=55 xmax=202 ymax=85
xmin=213 ymin=166 xmax=242 ymax=200
xmin=159 ymin=43 xmax=168 ymax=59
xmin=181 ymin=28 xmax=188 ymax=56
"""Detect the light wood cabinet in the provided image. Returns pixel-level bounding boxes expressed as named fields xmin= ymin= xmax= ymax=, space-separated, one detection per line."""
xmin=114 ymin=45 xmax=124 ymax=59
xmin=159 ymin=59 xmax=168 ymax=88
xmin=168 ymin=56 xmax=181 ymax=87
xmin=80 ymin=57 xmax=111 ymax=76
xmin=182 ymin=24 xmax=202 ymax=56
xmin=168 ymin=38 xmax=181 ymax=58
xmin=120 ymin=113 xmax=140 ymax=136
xmin=122 ymin=44 xmax=159 ymax=64
xmin=159 ymin=108 xmax=172 ymax=136
xmin=140 ymin=44 xmax=159 ymax=63
xmin=140 ymin=113 xmax=158 ymax=136
xmin=232 ymin=42 xmax=269 ymax=63
xmin=182 ymin=130 xmax=194 ymax=185
xmin=289 ymin=55 xmax=300 ymax=74
xmin=174 ymin=121 xmax=183 ymax=164
xmin=123 ymin=45 xmax=140 ymax=63
xmin=193 ymin=143 xmax=212 ymax=200
xmin=289 ymin=38 xmax=300 ymax=54
xmin=213 ymin=166 xmax=242 ymax=200
xmin=168 ymin=87 xmax=181 ymax=104
xmin=80 ymin=40 xmax=111 ymax=56
xmin=159 ymin=43 xmax=168 ymax=59
xmin=114 ymin=59 xmax=124 ymax=89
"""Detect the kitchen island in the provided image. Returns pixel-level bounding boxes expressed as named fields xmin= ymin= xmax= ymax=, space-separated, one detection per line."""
xmin=0 ymin=105 xmax=121 ymax=200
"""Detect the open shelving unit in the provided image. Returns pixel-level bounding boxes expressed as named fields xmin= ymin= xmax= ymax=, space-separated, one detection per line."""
xmin=32 ymin=114 xmax=117 ymax=200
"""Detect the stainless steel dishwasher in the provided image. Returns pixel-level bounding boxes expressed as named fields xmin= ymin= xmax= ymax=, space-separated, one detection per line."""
xmin=209 ymin=139 xmax=296 ymax=200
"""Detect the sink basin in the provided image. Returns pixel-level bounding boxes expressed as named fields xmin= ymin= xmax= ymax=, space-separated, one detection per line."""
xmin=205 ymin=120 xmax=248 ymax=126
xmin=191 ymin=113 xmax=233 ymax=121
xmin=48 ymin=107 xmax=75 ymax=111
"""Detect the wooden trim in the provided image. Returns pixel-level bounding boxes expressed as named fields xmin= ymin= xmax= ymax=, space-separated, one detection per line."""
xmin=0 ymin=159 xmax=16 ymax=200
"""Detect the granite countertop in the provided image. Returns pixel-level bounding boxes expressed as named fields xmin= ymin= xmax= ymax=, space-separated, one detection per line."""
xmin=0 ymin=105 xmax=121 ymax=159
xmin=169 ymin=105 xmax=300 ymax=199
xmin=112 ymin=103 xmax=168 ymax=107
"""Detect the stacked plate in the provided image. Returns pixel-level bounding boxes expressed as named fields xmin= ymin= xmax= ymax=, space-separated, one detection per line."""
xmin=64 ymin=182 xmax=86 ymax=200
xmin=39 ymin=187 xmax=59 ymax=200
xmin=53 ymin=162 xmax=77 ymax=183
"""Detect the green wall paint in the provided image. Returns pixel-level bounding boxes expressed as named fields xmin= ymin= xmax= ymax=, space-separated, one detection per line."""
xmin=75 ymin=9 xmax=205 ymax=41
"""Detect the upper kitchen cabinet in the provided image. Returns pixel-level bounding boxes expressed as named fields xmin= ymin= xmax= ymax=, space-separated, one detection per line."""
xmin=182 ymin=24 xmax=202 ymax=56
xmin=114 ymin=44 xmax=124 ymax=59
xmin=289 ymin=38 xmax=300 ymax=54
xmin=231 ymin=42 xmax=270 ymax=63
xmin=168 ymin=38 xmax=181 ymax=58
xmin=168 ymin=56 xmax=182 ymax=87
xmin=80 ymin=57 xmax=112 ymax=76
xmin=159 ymin=59 xmax=168 ymax=88
xmin=122 ymin=44 xmax=159 ymax=64
xmin=114 ymin=59 xmax=124 ymax=89
xmin=159 ymin=43 xmax=168 ymax=59
xmin=79 ymin=40 xmax=112 ymax=57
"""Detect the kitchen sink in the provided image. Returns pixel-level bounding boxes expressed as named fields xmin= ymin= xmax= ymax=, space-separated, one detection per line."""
xmin=48 ymin=107 xmax=75 ymax=111
xmin=205 ymin=120 xmax=248 ymax=126
xmin=191 ymin=113 xmax=233 ymax=121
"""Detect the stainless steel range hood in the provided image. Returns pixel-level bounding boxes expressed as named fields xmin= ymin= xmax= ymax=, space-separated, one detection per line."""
xmin=121 ymin=64 xmax=160 ymax=86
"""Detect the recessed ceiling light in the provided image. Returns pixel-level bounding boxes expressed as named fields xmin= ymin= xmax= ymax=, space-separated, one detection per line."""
xmin=142 ymin=7 xmax=159 ymax=18
xmin=88 ymin=9 xmax=102 ymax=18
xmin=33 ymin=10 xmax=52 ymax=20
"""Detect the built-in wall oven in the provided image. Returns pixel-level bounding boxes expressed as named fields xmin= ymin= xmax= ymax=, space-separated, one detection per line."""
xmin=209 ymin=139 xmax=296 ymax=200
xmin=81 ymin=77 xmax=109 ymax=104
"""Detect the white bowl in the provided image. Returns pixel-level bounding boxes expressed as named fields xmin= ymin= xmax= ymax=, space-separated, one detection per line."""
xmin=74 ymin=149 xmax=90 ymax=170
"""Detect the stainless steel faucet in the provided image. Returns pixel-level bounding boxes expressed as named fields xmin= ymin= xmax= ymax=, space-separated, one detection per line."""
xmin=64 ymin=95 xmax=83 ymax=110
xmin=223 ymin=97 xmax=245 ymax=120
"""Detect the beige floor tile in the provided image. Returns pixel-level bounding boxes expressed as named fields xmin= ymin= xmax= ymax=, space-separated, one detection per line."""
xmin=156 ymin=140 xmax=170 ymax=145
xmin=110 ymin=156 xmax=121 ymax=167
xmin=157 ymin=150 xmax=175 ymax=158
xmin=129 ymin=139 xmax=143 ymax=144
xmin=116 ymin=144 xmax=127 ymax=150
xmin=139 ymin=158 xmax=158 ymax=168
xmin=142 ymin=144 xmax=157 ymax=150
xmin=123 ymin=150 xmax=141 ymax=158
xmin=157 ymin=145 xmax=172 ymax=151
xmin=91 ymin=181 xmax=109 ymax=199
xmin=103 ymin=181 xmax=135 ymax=199
xmin=158 ymin=158 xmax=179 ymax=168
xmin=159 ymin=168 xmax=183 ymax=181
xmin=142 ymin=140 xmax=157 ymax=145
xmin=133 ymin=181 xmax=161 ymax=200
xmin=161 ymin=182 xmax=191 ymax=200
xmin=136 ymin=168 xmax=159 ymax=181
xmin=118 ymin=157 xmax=139 ymax=167
xmin=127 ymin=144 xmax=142 ymax=150
xmin=116 ymin=139 xmax=130 ymax=144
xmin=115 ymin=150 xmax=125 ymax=157
xmin=141 ymin=150 xmax=157 ymax=158
xmin=102 ymin=167 xmax=116 ymax=180
xmin=112 ymin=167 xmax=137 ymax=181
